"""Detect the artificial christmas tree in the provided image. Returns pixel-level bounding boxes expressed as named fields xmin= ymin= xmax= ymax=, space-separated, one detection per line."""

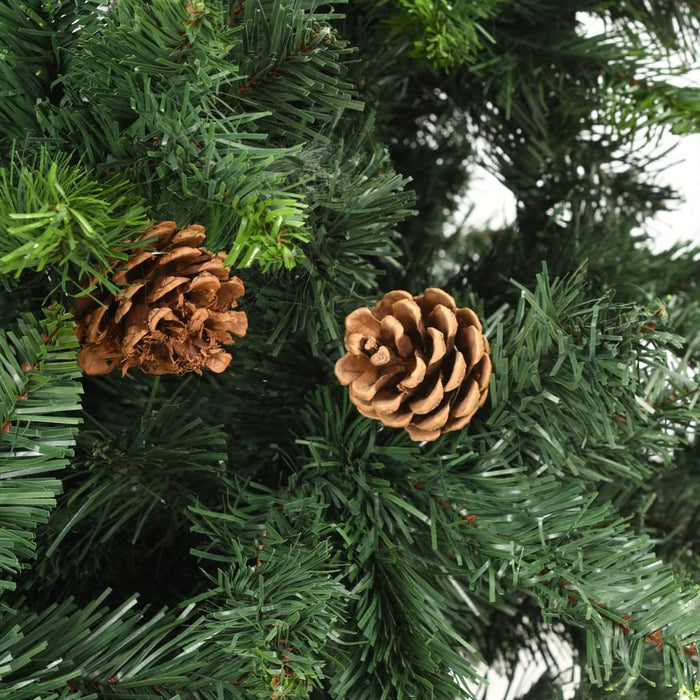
xmin=1 ymin=1 xmax=699 ymax=699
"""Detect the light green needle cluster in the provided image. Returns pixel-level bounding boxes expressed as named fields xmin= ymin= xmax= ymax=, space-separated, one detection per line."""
xmin=0 ymin=150 xmax=148 ymax=294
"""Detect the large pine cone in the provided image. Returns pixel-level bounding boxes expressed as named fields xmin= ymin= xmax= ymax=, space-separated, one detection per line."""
xmin=75 ymin=221 xmax=247 ymax=376
xmin=334 ymin=288 xmax=491 ymax=442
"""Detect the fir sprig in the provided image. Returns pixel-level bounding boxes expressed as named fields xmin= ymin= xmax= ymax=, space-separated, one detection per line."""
xmin=0 ymin=307 xmax=82 ymax=592
xmin=0 ymin=0 xmax=102 ymax=144
xmin=34 ymin=391 xmax=229 ymax=594
xmin=0 ymin=150 xmax=148 ymax=295
xmin=390 ymin=0 xmax=503 ymax=69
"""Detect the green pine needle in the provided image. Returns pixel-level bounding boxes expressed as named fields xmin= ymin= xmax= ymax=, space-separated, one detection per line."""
xmin=0 ymin=149 xmax=148 ymax=295
xmin=0 ymin=307 xmax=82 ymax=592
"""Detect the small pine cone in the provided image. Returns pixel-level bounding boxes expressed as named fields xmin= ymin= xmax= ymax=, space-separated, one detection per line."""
xmin=334 ymin=288 xmax=491 ymax=442
xmin=74 ymin=221 xmax=247 ymax=376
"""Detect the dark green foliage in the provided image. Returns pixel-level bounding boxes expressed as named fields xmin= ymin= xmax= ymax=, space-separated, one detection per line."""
xmin=279 ymin=269 xmax=700 ymax=697
xmin=42 ymin=0 xmax=313 ymax=271
xmin=32 ymin=387 xmax=229 ymax=603
xmin=0 ymin=0 xmax=102 ymax=141
xmin=0 ymin=590 xmax=235 ymax=698
xmin=0 ymin=308 xmax=82 ymax=593
xmin=252 ymin=122 xmax=414 ymax=352
xmin=189 ymin=493 xmax=349 ymax=697
xmin=23 ymin=0 xmax=376 ymax=274
xmin=1 ymin=0 xmax=699 ymax=698
xmin=344 ymin=0 xmax=700 ymax=301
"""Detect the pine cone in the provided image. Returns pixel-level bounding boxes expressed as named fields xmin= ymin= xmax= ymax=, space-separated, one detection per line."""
xmin=74 ymin=221 xmax=247 ymax=376
xmin=334 ymin=288 xmax=491 ymax=442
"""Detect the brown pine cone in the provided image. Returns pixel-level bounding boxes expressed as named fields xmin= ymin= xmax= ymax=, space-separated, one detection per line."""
xmin=334 ymin=288 xmax=491 ymax=442
xmin=74 ymin=221 xmax=247 ymax=376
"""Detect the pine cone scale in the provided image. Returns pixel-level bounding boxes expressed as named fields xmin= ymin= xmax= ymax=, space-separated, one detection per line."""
xmin=476 ymin=355 xmax=492 ymax=391
xmin=188 ymin=307 xmax=209 ymax=333
xmin=456 ymin=307 xmax=482 ymax=333
xmin=215 ymin=281 xmax=245 ymax=309
xmin=349 ymin=371 xmax=383 ymax=402
xmin=84 ymin=305 xmax=109 ymax=343
xmin=408 ymin=376 xmax=444 ymax=414
xmin=335 ymin=288 xmax=491 ymax=441
xmin=372 ymin=388 xmax=404 ymax=414
xmin=413 ymin=402 xmax=450 ymax=431
xmin=171 ymin=226 xmax=206 ymax=247
xmin=112 ymin=251 xmax=152 ymax=286
xmin=459 ymin=324 xmax=484 ymax=368
xmin=380 ymin=315 xmax=413 ymax=357
xmin=405 ymin=424 xmax=441 ymax=442
xmin=148 ymin=307 xmax=178 ymax=332
xmin=158 ymin=246 xmax=203 ymax=267
xmin=426 ymin=327 xmax=446 ymax=368
xmin=392 ymin=298 xmax=425 ymax=338
xmin=187 ymin=274 xmax=220 ymax=306
xmin=346 ymin=308 xmax=382 ymax=337
xmin=428 ymin=304 xmax=457 ymax=342
xmin=397 ymin=356 xmax=426 ymax=391
xmin=335 ymin=354 xmax=372 ymax=384
xmin=380 ymin=410 xmax=413 ymax=428
xmin=144 ymin=275 xmax=188 ymax=303
xmin=443 ymin=350 xmax=467 ymax=392
xmin=452 ymin=380 xmax=481 ymax=418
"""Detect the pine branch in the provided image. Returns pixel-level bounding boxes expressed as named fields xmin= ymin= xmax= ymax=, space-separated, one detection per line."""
xmin=231 ymin=0 xmax=362 ymax=141
xmin=343 ymin=0 xmax=700 ymax=295
xmin=285 ymin=393 xmax=487 ymax=698
xmin=0 ymin=149 xmax=148 ymax=295
xmin=390 ymin=0 xmax=504 ymax=69
xmin=0 ymin=590 xmax=237 ymax=699
xmin=37 ymin=0 xmax=313 ymax=272
xmin=0 ymin=0 xmax=103 ymax=144
xmin=282 ymin=267 xmax=699 ymax=696
xmin=252 ymin=121 xmax=413 ymax=354
xmin=291 ymin=388 xmax=699 ymax=695
xmin=0 ymin=307 xmax=82 ymax=592
xmin=0 ymin=2 xmax=698 ymax=699
xmin=37 ymin=0 xmax=375 ymax=274
xmin=188 ymin=490 xmax=350 ymax=698
xmin=488 ymin=267 xmax=696 ymax=483
xmin=603 ymin=0 xmax=700 ymax=56
xmin=32 ymin=389 xmax=228 ymax=597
